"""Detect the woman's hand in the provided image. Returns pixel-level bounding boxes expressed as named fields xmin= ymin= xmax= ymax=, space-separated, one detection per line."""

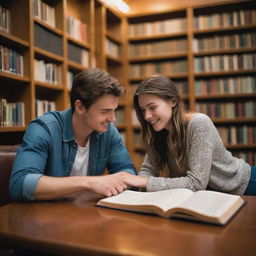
xmin=115 ymin=172 xmax=148 ymax=188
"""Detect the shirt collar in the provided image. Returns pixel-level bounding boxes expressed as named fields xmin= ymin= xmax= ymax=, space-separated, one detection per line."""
xmin=62 ymin=108 xmax=75 ymax=142
xmin=62 ymin=108 xmax=101 ymax=143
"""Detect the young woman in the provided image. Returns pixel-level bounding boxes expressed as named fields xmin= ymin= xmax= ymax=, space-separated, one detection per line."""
xmin=130 ymin=74 xmax=256 ymax=195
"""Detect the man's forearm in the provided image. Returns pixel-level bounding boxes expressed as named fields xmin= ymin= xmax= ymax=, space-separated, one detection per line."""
xmin=35 ymin=176 xmax=88 ymax=200
xmin=34 ymin=173 xmax=129 ymax=200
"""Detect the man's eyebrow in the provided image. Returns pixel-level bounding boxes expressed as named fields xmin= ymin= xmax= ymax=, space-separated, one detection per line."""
xmin=100 ymin=108 xmax=116 ymax=111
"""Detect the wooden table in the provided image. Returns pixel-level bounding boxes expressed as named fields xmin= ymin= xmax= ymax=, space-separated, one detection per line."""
xmin=0 ymin=195 xmax=255 ymax=256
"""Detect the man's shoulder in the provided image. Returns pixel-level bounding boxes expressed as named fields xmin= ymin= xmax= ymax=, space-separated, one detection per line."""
xmin=33 ymin=111 xmax=57 ymax=126
xmin=35 ymin=109 xmax=70 ymax=125
xmin=31 ymin=110 xmax=67 ymax=132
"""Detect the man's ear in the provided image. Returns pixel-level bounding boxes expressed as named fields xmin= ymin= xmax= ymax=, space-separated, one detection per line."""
xmin=75 ymin=100 xmax=86 ymax=114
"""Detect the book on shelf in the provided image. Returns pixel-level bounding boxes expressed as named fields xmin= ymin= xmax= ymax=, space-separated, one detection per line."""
xmin=34 ymin=0 xmax=56 ymax=27
xmin=68 ymin=42 xmax=89 ymax=67
xmin=0 ymin=98 xmax=25 ymax=127
xmin=194 ymin=9 xmax=256 ymax=30
xmin=129 ymin=38 xmax=187 ymax=58
xmin=195 ymin=76 xmax=256 ymax=95
xmin=36 ymin=99 xmax=56 ymax=117
xmin=194 ymin=53 xmax=256 ymax=73
xmin=34 ymin=23 xmax=63 ymax=56
xmin=67 ymin=16 xmax=87 ymax=43
xmin=105 ymin=38 xmax=119 ymax=59
xmin=34 ymin=59 xmax=61 ymax=85
xmin=196 ymin=101 xmax=256 ymax=119
xmin=0 ymin=45 xmax=24 ymax=76
xmin=129 ymin=17 xmax=187 ymax=37
xmin=97 ymin=189 xmax=245 ymax=225
xmin=0 ymin=4 xmax=10 ymax=32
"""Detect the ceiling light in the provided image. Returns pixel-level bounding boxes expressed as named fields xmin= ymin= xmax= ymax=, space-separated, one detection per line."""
xmin=102 ymin=0 xmax=130 ymax=13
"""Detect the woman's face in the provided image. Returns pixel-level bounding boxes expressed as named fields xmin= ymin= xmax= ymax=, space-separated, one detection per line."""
xmin=138 ymin=94 xmax=175 ymax=132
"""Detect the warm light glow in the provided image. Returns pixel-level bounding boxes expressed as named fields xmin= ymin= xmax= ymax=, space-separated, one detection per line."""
xmin=102 ymin=0 xmax=130 ymax=13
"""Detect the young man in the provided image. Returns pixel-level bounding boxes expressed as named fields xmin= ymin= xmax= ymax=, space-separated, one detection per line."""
xmin=9 ymin=68 xmax=137 ymax=201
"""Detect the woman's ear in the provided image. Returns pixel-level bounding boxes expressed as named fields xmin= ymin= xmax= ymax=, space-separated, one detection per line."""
xmin=170 ymin=99 xmax=177 ymax=108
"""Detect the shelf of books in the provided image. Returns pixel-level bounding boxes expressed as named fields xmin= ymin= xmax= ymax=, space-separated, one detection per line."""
xmin=193 ymin=0 xmax=256 ymax=165
xmin=33 ymin=0 xmax=65 ymax=118
xmin=94 ymin=1 xmax=131 ymax=152
xmin=0 ymin=0 xmax=95 ymax=144
xmin=126 ymin=0 xmax=256 ymax=167
xmin=66 ymin=0 xmax=92 ymax=93
xmin=0 ymin=0 xmax=30 ymax=143
xmin=127 ymin=9 xmax=189 ymax=168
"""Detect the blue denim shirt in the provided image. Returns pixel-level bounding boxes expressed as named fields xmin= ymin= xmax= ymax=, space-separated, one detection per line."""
xmin=9 ymin=108 xmax=136 ymax=201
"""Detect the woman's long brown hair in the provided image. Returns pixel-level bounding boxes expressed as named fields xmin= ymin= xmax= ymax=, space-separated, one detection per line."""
xmin=134 ymin=75 xmax=187 ymax=177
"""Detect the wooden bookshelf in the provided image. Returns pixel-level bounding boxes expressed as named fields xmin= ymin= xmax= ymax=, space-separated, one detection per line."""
xmin=0 ymin=0 xmax=95 ymax=142
xmin=0 ymin=0 xmax=255 ymax=167
xmin=93 ymin=0 xmax=132 ymax=152
xmin=126 ymin=0 xmax=256 ymax=167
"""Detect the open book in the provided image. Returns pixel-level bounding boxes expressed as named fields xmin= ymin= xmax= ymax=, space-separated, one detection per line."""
xmin=96 ymin=189 xmax=245 ymax=225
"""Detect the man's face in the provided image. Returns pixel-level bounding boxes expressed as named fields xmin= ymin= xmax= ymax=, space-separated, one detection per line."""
xmin=79 ymin=94 xmax=118 ymax=133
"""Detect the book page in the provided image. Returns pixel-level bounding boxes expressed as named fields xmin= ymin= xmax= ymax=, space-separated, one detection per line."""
xmin=179 ymin=190 xmax=240 ymax=218
xmin=99 ymin=189 xmax=194 ymax=212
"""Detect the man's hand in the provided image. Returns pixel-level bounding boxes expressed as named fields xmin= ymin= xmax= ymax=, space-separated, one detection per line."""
xmin=85 ymin=173 xmax=128 ymax=197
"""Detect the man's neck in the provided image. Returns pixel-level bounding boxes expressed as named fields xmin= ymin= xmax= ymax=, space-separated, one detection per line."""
xmin=72 ymin=112 xmax=92 ymax=147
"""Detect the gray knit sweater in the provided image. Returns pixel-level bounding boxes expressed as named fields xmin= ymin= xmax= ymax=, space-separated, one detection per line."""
xmin=138 ymin=113 xmax=251 ymax=195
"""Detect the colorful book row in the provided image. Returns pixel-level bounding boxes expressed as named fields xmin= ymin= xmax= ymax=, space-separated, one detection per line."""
xmin=194 ymin=9 xmax=256 ymax=30
xmin=129 ymin=39 xmax=187 ymax=58
xmin=129 ymin=18 xmax=187 ymax=37
xmin=195 ymin=76 xmax=256 ymax=95
xmin=105 ymin=38 xmax=120 ymax=59
xmin=130 ymin=60 xmax=187 ymax=78
xmin=196 ymin=101 xmax=256 ymax=119
xmin=34 ymin=59 xmax=61 ymax=85
xmin=217 ymin=125 xmax=256 ymax=145
xmin=36 ymin=99 xmax=56 ymax=118
xmin=0 ymin=98 xmax=25 ymax=127
xmin=0 ymin=45 xmax=23 ymax=76
xmin=193 ymin=32 xmax=256 ymax=52
xmin=67 ymin=16 xmax=87 ymax=42
xmin=34 ymin=0 xmax=56 ymax=27
xmin=195 ymin=53 xmax=256 ymax=72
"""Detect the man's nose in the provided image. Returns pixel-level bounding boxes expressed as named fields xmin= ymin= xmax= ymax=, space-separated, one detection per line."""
xmin=108 ymin=111 xmax=116 ymax=122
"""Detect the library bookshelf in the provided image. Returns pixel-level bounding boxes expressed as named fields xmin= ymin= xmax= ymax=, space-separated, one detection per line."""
xmin=126 ymin=0 xmax=256 ymax=168
xmin=0 ymin=0 xmax=255 ymax=169
xmin=94 ymin=0 xmax=132 ymax=150
xmin=0 ymin=0 xmax=92 ymax=139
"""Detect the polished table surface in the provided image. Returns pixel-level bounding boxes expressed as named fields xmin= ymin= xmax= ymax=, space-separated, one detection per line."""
xmin=0 ymin=195 xmax=255 ymax=256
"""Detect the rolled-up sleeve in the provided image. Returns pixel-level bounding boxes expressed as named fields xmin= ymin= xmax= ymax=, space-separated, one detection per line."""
xmin=9 ymin=121 xmax=50 ymax=201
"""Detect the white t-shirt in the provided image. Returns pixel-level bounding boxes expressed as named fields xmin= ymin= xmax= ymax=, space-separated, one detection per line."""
xmin=70 ymin=140 xmax=90 ymax=176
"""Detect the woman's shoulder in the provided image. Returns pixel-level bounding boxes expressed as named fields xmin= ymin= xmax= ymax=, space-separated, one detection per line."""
xmin=187 ymin=113 xmax=215 ymax=133
xmin=189 ymin=112 xmax=211 ymax=122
